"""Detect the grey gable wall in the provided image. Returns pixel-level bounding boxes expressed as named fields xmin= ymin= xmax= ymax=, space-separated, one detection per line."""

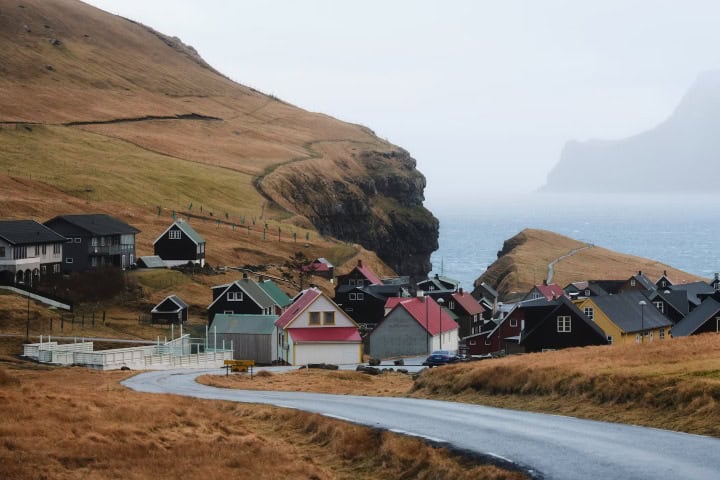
xmin=369 ymin=309 xmax=428 ymax=358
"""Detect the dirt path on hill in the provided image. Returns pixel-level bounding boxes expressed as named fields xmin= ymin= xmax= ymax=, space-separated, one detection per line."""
xmin=546 ymin=245 xmax=593 ymax=283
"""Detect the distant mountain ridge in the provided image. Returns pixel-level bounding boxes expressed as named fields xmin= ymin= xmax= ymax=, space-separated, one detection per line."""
xmin=542 ymin=72 xmax=720 ymax=193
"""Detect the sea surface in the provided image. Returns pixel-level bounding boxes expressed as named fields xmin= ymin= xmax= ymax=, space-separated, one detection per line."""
xmin=428 ymin=193 xmax=720 ymax=290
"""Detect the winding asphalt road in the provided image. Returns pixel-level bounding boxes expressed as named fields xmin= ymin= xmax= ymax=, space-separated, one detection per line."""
xmin=123 ymin=369 xmax=720 ymax=480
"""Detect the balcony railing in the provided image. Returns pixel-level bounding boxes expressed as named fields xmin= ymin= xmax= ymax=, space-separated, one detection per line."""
xmin=88 ymin=244 xmax=134 ymax=256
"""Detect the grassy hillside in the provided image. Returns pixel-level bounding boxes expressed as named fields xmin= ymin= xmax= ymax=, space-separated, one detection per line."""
xmin=0 ymin=0 xmax=437 ymax=279
xmin=475 ymin=228 xmax=704 ymax=300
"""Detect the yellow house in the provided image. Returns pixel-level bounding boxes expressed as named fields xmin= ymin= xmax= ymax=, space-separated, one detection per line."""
xmin=575 ymin=291 xmax=673 ymax=345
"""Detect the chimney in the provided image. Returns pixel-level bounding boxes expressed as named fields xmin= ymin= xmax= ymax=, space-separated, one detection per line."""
xmin=397 ymin=288 xmax=403 ymax=297
xmin=543 ymin=279 xmax=548 ymax=286
xmin=242 ymin=272 xmax=248 ymax=279
xmin=715 ymin=273 xmax=719 ymax=281
xmin=663 ymin=270 xmax=667 ymax=276
xmin=459 ymin=287 xmax=464 ymax=295
xmin=435 ymin=273 xmax=439 ymax=279
xmin=638 ymin=270 xmax=642 ymax=275
xmin=357 ymin=259 xmax=363 ymax=267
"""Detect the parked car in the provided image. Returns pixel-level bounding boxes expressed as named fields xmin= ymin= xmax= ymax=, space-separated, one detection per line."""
xmin=422 ymin=350 xmax=460 ymax=367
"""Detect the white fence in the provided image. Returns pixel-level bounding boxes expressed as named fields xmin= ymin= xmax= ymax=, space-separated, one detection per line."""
xmin=22 ymin=334 xmax=233 ymax=371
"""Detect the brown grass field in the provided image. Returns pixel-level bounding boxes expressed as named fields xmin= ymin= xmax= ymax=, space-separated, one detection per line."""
xmin=0 ymin=356 xmax=523 ymax=480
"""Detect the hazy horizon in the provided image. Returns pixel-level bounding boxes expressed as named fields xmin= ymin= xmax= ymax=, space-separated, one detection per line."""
xmin=85 ymin=1 xmax=720 ymax=208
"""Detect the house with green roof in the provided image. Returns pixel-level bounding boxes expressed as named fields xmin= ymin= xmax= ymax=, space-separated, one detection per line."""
xmin=153 ymin=218 xmax=206 ymax=267
xmin=258 ymin=279 xmax=293 ymax=314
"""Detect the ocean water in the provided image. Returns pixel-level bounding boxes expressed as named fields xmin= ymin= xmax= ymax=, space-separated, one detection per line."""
xmin=428 ymin=194 xmax=720 ymax=290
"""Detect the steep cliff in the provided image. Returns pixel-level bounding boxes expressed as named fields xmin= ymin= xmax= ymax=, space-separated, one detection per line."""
xmin=543 ymin=72 xmax=720 ymax=193
xmin=0 ymin=0 xmax=438 ymax=276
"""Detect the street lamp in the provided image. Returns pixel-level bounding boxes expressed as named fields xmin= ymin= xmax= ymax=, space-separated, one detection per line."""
xmin=437 ymin=297 xmax=445 ymax=350
xmin=424 ymin=292 xmax=430 ymax=354
xmin=638 ymin=300 xmax=647 ymax=344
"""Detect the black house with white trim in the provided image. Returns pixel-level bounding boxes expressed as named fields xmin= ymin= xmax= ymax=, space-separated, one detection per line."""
xmin=151 ymin=295 xmax=188 ymax=324
xmin=153 ymin=219 xmax=206 ymax=267
xmin=207 ymin=278 xmax=276 ymax=324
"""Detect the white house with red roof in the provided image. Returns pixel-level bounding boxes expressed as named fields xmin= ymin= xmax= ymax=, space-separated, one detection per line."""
xmin=275 ymin=287 xmax=362 ymax=366
xmin=523 ymin=281 xmax=569 ymax=302
xmin=369 ymin=296 xmax=459 ymax=358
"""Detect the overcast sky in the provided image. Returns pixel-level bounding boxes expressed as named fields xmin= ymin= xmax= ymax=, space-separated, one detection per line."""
xmin=85 ymin=1 xmax=720 ymax=208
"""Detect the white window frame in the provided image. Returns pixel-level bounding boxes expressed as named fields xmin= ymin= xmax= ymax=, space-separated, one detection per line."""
xmin=584 ymin=307 xmax=594 ymax=321
xmin=607 ymin=335 xmax=613 ymax=344
xmin=74 ymin=238 xmax=82 ymax=243
xmin=227 ymin=291 xmax=243 ymax=301
xmin=509 ymin=318 xmax=518 ymax=327
xmin=349 ymin=293 xmax=356 ymax=301
xmin=348 ymin=279 xmax=356 ymax=286
xmin=557 ymin=315 xmax=571 ymax=333
xmin=53 ymin=264 xmax=60 ymax=273
xmin=630 ymin=279 xmax=636 ymax=287
xmin=659 ymin=329 xmax=665 ymax=340
xmin=169 ymin=230 xmax=182 ymax=240
xmin=65 ymin=258 xmax=74 ymax=264
xmin=357 ymin=292 xmax=364 ymax=301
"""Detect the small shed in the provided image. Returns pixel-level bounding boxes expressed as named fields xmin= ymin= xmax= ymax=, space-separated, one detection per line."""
xmin=209 ymin=314 xmax=279 ymax=364
xmin=151 ymin=295 xmax=188 ymax=324
xmin=137 ymin=255 xmax=166 ymax=269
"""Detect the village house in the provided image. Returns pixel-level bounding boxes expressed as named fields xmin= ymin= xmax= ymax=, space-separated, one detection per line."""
xmin=575 ymin=290 xmax=673 ymax=344
xmin=0 ymin=220 xmax=66 ymax=286
xmin=153 ymin=218 xmax=206 ymax=267
xmin=671 ymin=297 xmax=720 ymax=337
xmin=416 ymin=274 xmax=460 ymax=294
xmin=257 ymin=278 xmax=293 ymax=315
xmin=619 ymin=271 xmax=656 ymax=293
xmin=668 ymin=281 xmax=715 ymax=310
xmin=368 ymin=296 xmax=459 ymax=358
xmin=44 ymin=214 xmax=139 ymax=272
xmin=275 ymin=288 xmax=361 ymax=366
xmin=448 ymin=288 xmax=485 ymax=337
xmin=210 ymin=313 xmax=279 ymax=364
xmin=473 ymin=281 xmax=499 ymax=319
xmin=302 ymin=257 xmax=334 ymax=279
xmin=150 ymin=295 xmax=188 ymax=324
xmin=523 ymin=281 xmax=568 ymax=301
xmin=655 ymin=270 xmax=673 ymax=289
xmin=207 ymin=276 xmax=276 ymax=324
xmin=645 ymin=289 xmax=689 ymax=324
xmin=465 ymin=296 xmax=606 ymax=355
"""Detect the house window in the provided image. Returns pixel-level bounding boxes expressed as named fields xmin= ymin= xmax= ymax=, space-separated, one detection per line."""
xmin=349 ymin=293 xmax=356 ymax=300
xmin=65 ymin=258 xmax=73 ymax=264
xmin=469 ymin=340 xmax=476 ymax=346
xmin=323 ymin=312 xmax=335 ymax=325
xmin=584 ymin=289 xmax=590 ymax=296
xmin=169 ymin=230 xmax=181 ymax=240
xmin=41 ymin=244 xmax=46 ymax=255
xmin=227 ymin=291 xmax=243 ymax=301
xmin=449 ymin=300 xmax=455 ymax=310
xmin=532 ymin=292 xmax=541 ymax=299
xmin=53 ymin=244 xmax=61 ymax=254
xmin=348 ymin=279 xmax=356 ymax=286
xmin=91 ymin=237 xmax=98 ymax=246
xmin=584 ymin=307 xmax=594 ymax=321
xmin=661 ymin=280 xmax=667 ymax=287
xmin=635 ymin=334 xmax=641 ymax=343
xmin=484 ymin=336 xmax=491 ymax=345
xmin=509 ymin=318 xmax=518 ymax=327
xmin=659 ymin=329 xmax=665 ymax=340
xmin=309 ymin=312 xmax=321 ymax=325
xmin=607 ymin=336 xmax=613 ymax=344
xmin=630 ymin=279 xmax=636 ymax=287
xmin=357 ymin=279 xmax=364 ymax=287
xmin=74 ymin=238 xmax=81 ymax=243
xmin=716 ymin=317 xmax=720 ymax=333
xmin=356 ymin=293 xmax=364 ymax=301
xmin=653 ymin=301 xmax=664 ymax=313
xmin=0 ymin=246 xmax=4 ymax=257
xmin=223 ymin=310 xmax=233 ymax=314
xmin=91 ymin=257 xmax=98 ymax=267
xmin=33 ymin=245 xmax=39 ymax=256
xmin=13 ymin=246 xmax=27 ymax=259
xmin=557 ymin=316 xmax=571 ymax=333
xmin=53 ymin=264 xmax=60 ymax=273
xmin=41 ymin=265 xmax=47 ymax=274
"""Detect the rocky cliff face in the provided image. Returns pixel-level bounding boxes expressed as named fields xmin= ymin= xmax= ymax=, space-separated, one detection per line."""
xmin=260 ymin=148 xmax=439 ymax=281
xmin=543 ymin=71 xmax=720 ymax=193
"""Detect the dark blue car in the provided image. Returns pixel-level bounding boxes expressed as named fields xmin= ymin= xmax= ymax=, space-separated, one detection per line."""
xmin=422 ymin=350 xmax=460 ymax=367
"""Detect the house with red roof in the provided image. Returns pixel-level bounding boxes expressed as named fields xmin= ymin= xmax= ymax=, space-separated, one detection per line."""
xmin=335 ymin=259 xmax=382 ymax=288
xmin=448 ymin=288 xmax=485 ymax=338
xmin=301 ymin=257 xmax=334 ymax=279
xmin=275 ymin=287 xmax=362 ymax=366
xmin=368 ymin=296 xmax=459 ymax=358
xmin=523 ymin=281 xmax=568 ymax=302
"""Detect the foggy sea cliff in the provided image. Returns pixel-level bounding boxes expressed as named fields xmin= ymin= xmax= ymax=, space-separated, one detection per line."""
xmin=428 ymin=193 xmax=720 ymax=290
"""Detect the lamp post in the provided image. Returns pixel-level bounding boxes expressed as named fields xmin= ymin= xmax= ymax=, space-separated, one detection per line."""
xmin=437 ymin=297 xmax=445 ymax=350
xmin=638 ymin=300 xmax=647 ymax=344
xmin=424 ymin=292 xmax=430 ymax=354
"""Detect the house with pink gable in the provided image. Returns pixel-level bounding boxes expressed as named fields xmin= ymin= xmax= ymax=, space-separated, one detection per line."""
xmin=275 ymin=287 xmax=362 ymax=366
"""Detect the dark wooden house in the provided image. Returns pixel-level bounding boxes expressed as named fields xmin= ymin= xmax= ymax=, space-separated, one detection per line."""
xmin=153 ymin=219 xmax=206 ymax=267
xmin=207 ymin=277 xmax=276 ymax=324
xmin=44 ymin=214 xmax=139 ymax=272
xmin=671 ymin=297 xmax=720 ymax=337
xmin=151 ymin=295 xmax=188 ymax=324
xmin=449 ymin=289 xmax=485 ymax=338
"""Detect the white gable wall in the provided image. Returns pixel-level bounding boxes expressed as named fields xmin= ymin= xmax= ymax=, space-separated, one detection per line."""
xmin=289 ymin=295 xmax=356 ymax=328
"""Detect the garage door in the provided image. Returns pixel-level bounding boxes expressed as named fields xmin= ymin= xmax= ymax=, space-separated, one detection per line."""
xmin=295 ymin=343 xmax=361 ymax=366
